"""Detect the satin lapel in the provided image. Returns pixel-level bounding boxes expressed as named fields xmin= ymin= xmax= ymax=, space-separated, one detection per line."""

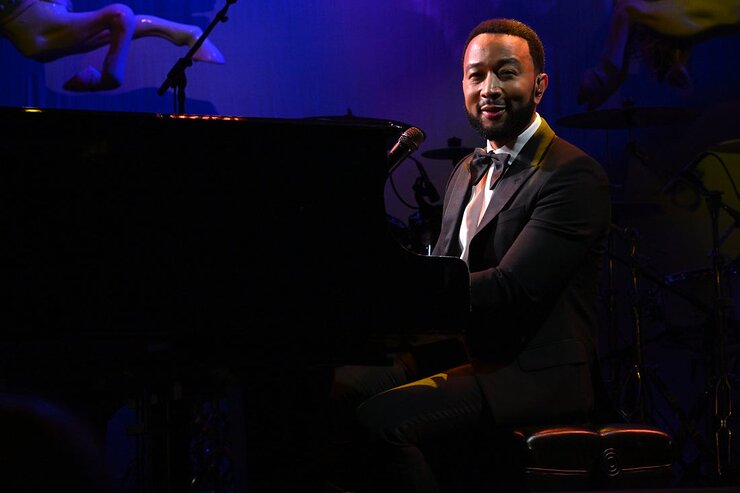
xmin=434 ymin=154 xmax=474 ymax=255
xmin=477 ymin=118 xmax=556 ymax=229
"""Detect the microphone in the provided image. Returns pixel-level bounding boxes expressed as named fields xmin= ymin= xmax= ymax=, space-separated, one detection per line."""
xmin=388 ymin=126 xmax=426 ymax=172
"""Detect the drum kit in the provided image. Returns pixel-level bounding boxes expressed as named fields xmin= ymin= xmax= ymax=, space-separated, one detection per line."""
xmin=557 ymin=103 xmax=737 ymax=481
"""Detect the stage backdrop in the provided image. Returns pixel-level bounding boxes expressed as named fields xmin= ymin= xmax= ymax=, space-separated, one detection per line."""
xmin=2 ymin=0 xmax=740 ymax=486
xmin=1 ymin=0 xmax=738 ymax=233
xmin=1 ymin=0 xmax=738 ymax=216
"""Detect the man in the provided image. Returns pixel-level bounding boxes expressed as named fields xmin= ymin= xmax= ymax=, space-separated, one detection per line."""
xmin=328 ymin=18 xmax=612 ymax=493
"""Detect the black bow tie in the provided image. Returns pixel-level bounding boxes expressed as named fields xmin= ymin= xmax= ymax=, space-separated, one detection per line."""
xmin=469 ymin=148 xmax=511 ymax=188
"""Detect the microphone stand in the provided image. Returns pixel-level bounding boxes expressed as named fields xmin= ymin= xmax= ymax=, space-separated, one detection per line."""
xmin=157 ymin=0 xmax=237 ymax=114
xmin=408 ymin=156 xmax=441 ymax=255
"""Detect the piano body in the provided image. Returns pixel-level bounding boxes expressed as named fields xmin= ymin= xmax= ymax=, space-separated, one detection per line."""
xmin=1 ymin=107 xmax=469 ymax=491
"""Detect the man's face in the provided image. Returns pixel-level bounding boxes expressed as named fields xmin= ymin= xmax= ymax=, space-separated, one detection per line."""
xmin=462 ymin=33 xmax=546 ymax=148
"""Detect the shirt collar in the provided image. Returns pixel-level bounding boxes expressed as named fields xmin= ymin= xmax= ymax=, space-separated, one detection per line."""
xmin=486 ymin=112 xmax=542 ymax=162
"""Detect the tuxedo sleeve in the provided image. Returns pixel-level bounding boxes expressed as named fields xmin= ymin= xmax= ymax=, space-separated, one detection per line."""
xmin=469 ymin=154 xmax=611 ymax=312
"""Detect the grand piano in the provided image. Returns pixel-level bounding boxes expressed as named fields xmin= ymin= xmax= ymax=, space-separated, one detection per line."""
xmin=1 ymin=106 xmax=469 ymax=491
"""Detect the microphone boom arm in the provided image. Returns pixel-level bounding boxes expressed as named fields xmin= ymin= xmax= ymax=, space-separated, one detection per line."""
xmin=157 ymin=0 xmax=237 ymax=114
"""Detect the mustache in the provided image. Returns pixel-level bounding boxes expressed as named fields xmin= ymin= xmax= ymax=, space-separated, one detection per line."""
xmin=479 ymin=99 xmax=506 ymax=109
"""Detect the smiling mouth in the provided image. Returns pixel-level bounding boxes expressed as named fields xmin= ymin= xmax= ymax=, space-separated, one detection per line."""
xmin=480 ymin=104 xmax=506 ymax=119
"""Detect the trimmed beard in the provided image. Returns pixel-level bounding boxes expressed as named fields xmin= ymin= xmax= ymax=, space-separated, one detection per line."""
xmin=466 ymin=98 xmax=537 ymax=143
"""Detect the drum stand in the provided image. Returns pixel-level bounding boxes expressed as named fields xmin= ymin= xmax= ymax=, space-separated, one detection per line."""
xmin=677 ymin=170 xmax=740 ymax=481
xmin=618 ymin=226 xmax=648 ymax=423
xmin=608 ymin=224 xmax=715 ymax=474
xmin=661 ymin=147 xmax=740 ymax=481
xmin=611 ymin=225 xmax=673 ymax=423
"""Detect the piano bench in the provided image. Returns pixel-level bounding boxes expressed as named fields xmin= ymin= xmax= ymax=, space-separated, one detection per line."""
xmin=508 ymin=423 xmax=674 ymax=491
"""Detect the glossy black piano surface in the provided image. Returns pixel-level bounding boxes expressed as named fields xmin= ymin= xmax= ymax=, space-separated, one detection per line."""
xmin=1 ymin=106 xmax=470 ymax=365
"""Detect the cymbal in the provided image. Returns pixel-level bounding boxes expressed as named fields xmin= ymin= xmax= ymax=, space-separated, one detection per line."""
xmin=710 ymin=139 xmax=740 ymax=154
xmin=422 ymin=147 xmax=474 ymax=161
xmin=557 ymin=106 xmax=700 ymax=129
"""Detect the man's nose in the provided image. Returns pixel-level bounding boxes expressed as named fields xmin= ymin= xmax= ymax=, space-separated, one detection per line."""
xmin=481 ymin=73 xmax=503 ymax=97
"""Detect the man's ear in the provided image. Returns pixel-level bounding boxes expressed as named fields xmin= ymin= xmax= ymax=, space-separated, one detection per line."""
xmin=533 ymin=73 xmax=548 ymax=101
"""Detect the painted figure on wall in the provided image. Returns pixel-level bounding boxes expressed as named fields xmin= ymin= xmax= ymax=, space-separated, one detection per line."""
xmin=0 ymin=0 xmax=224 ymax=92
xmin=578 ymin=0 xmax=740 ymax=109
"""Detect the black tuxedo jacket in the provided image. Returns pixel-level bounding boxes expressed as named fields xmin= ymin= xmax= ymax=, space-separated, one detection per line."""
xmin=432 ymin=118 xmax=611 ymax=425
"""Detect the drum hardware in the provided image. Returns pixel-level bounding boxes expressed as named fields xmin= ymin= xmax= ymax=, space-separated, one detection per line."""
xmin=407 ymin=154 xmax=442 ymax=255
xmin=709 ymin=139 xmax=740 ymax=154
xmin=559 ymin=99 xmax=700 ymax=211
xmin=664 ymin=262 xmax=738 ymax=287
xmin=607 ymin=224 xmax=714 ymax=466
xmin=609 ymin=225 xmax=663 ymax=422
xmin=661 ymin=152 xmax=740 ymax=481
xmin=557 ymin=100 xmax=700 ymax=130
xmin=421 ymin=136 xmax=474 ymax=165
xmin=701 ymin=190 xmax=737 ymax=482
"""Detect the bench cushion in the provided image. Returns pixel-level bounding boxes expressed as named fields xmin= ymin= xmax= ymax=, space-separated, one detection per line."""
xmin=511 ymin=423 xmax=673 ymax=491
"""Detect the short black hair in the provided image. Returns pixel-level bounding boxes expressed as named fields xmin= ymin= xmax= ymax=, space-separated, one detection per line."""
xmin=463 ymin=18 xmax=545 ymax=73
